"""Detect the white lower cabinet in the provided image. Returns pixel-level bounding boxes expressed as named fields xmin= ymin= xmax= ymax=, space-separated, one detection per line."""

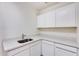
xmin=55 ymin=47 xmax=77 ymax=56
xmin=42 ymin=40 xmax=54 ymax=56
xmin=15 ymin=49 xmax=29 ymax=56
xmin=30 ymin=41 xmax=41 ymax=56
xmin=54 ymin=43 xmax=77 ymax=56
xmin=7 ymin=45 xmax=30 ymax=56
xmin=7 ymin=40 xmax=78 ymax=56
xmin=56 ymin=3 xmax=76 ymax=27
xmin=76 ymin=48 xmax=79 ymax=56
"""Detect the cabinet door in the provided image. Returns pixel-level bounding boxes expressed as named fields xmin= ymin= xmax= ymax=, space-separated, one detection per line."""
xmin=56 ymin=4 xmax=76 ymax=27
xmin=30 ymin=41 xmax=41 ymax=56
xmin=77 ymin=49 xmax=79 ymax=56
xmin=37 ymin=14 xmax=45 ymax=28
xmin=15 ymin=49 xmax=30 ymax=56
xmin=42 ymin=40 xmax=54 ymax=56
xmin=37 ymin=10 xmax=55 ymax=28
xmin=55 ymin=47 xmax=77 ymax=56
xmin=7 ymin=45 xmax=30 ymax=56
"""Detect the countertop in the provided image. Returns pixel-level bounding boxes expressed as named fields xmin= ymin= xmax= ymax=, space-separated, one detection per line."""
xmin=3 ymin=35 xmax=79 ymax=52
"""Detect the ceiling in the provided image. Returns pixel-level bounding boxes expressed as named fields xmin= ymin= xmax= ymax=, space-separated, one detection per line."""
xmin=29 ymin=2 xmax=59 ymax=11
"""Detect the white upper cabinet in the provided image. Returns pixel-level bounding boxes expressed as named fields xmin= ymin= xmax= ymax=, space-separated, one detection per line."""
xmin=37 ymin=10 xmax=55 ymax=28
xmin=37 ymin=3 xmax=77 ymax=28
xmin=56 ymin=4 xmax=76 ymax=27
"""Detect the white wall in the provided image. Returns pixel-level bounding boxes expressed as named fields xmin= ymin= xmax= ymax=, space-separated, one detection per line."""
xmin=76 ymin=3 xmax=79 ymax=47
xmin=0 ymin=2 xmax=37 ymax=39
xmin=0 ymin=2 xmax=37 ymax=55
xmin=0 ymin=7 xmax=5 ymax=55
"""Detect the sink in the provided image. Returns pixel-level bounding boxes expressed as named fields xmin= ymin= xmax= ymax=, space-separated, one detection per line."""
xmin=17 ymin=39 xmax=28 ymax=43
xmin=29 ymin=38 xmax=33 ymax=41
xmin=17 ymin=38 xmax=33 ymax=43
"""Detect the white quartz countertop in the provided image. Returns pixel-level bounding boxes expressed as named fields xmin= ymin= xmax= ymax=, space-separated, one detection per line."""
xmin=3 ymin=35 xmax=79 ymax=52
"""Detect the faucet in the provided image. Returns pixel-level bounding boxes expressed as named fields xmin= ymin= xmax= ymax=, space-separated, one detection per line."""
xmin=22 ymin=33 xmax=26 ymax=40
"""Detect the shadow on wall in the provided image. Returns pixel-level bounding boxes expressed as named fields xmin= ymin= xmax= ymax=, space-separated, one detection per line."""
xmin=0 ymin=2 xmax=37 ymax=55
xmin=38 ymin=27 xmax=76 ymax=33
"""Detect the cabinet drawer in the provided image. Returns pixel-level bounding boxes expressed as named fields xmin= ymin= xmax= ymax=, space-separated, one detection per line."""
xmin=55 ymin=43 xmax=77 ymax=53
xmin=7 ymin=45 xmax=29 ymax=56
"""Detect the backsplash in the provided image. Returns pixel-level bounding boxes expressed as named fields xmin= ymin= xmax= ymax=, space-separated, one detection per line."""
xmin=38 ymin=31 xmax=76 ymax=42
xmin=38 ymin=27 xmax=76 ymax=33
xmin=38 ymin=27 xmax=77 ymax=41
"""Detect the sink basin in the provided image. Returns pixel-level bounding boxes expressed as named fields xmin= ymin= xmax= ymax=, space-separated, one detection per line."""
xmin=29 ymin=38 xmax=33 ymax=41
xmin=17 ymin=38 xmax=33 ymax=43
xmin=17 ymin=39 xmax=29 ymax=43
